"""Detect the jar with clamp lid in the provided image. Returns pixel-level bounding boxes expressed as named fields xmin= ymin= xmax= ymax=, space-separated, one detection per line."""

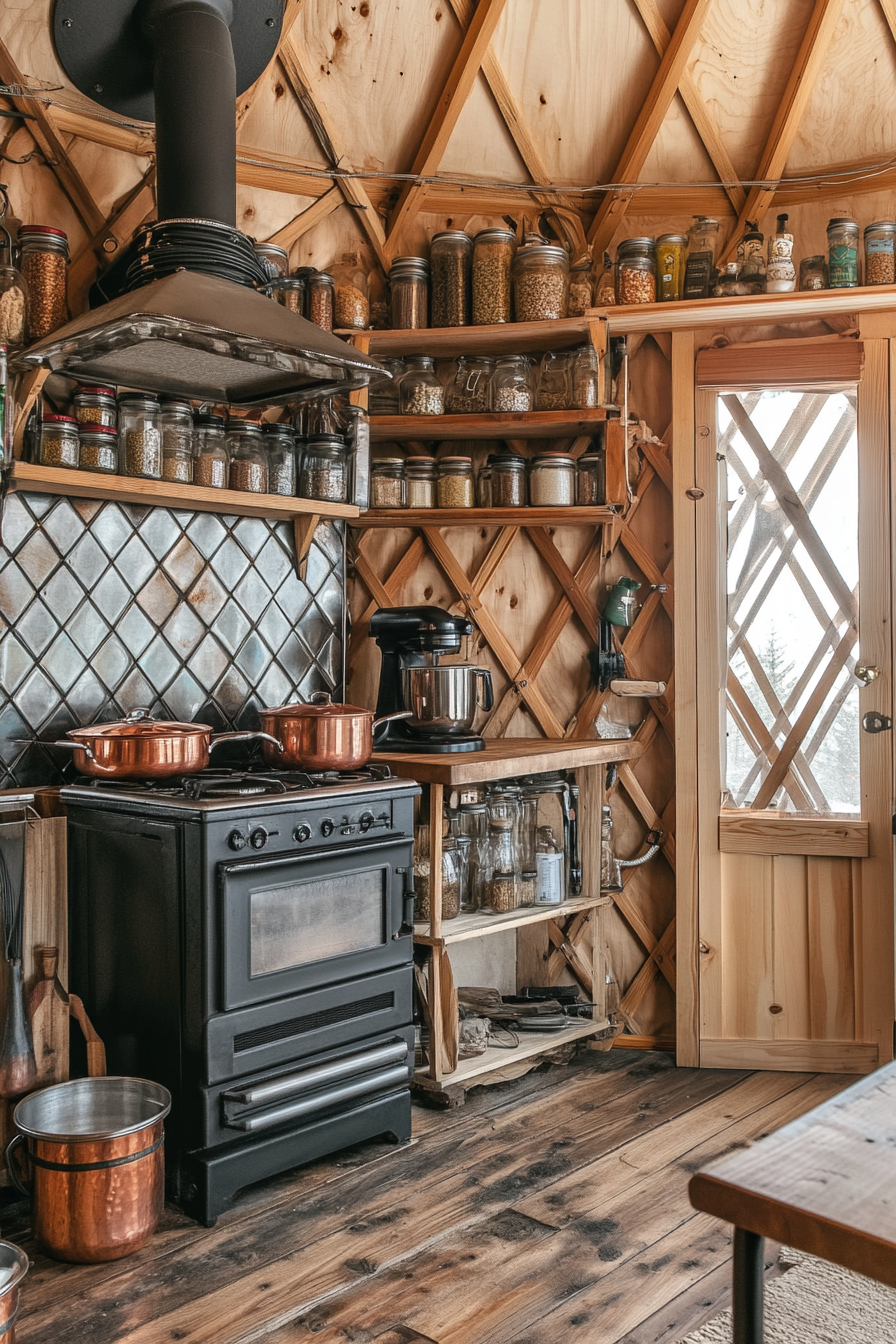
xmin=300 ymin=434 xmax=347 ymax=503
xmin=389 ymin=256 xmax=429 ymax=329
xmin=535 ymin=351 xmax=572 ymax=410
xmin=512 ymin=241 xmax=569 ymax=321
xmin=262 ymin=422 xmax=297 ymax=496
xmin=119 ymin=394 xmax=161 ymax=479
xmin=78 ymin=423 xmax=118 ymax=474
xmin=227 ymin=420 xmax=267 ymax=493
xmin=446 ymin=356 xmax=494 ymax=413
xmin=19 ymin=225 xmax=68 ymax=341
xmin=160 ymin=400 xmax=194 ymax=483
xmin=437 ymin=456 xmax=474 ymax=508
xmin=490 ymin=355 xmax=532 ymax=412
xmin=370 ymin=457 xmax=406 ymax=509
xmin=827 ymin=217 xmax=859 ymax=288
xmin=405 ymin=456 xmax=436 ymax=509
xmin=616 ymin=238 xmax=656 ymax=305
xmin=73 ymin=386 xmax=116 ymax=429
xmin=472 ymin=227 xmax=516 ymax=325
xmin=430 ymin=230 xmax=471 ymax=327
xmin=193 ymin=412 xmax=227 ymax=488
xmin=400 ymin=355 xmax=444 ymax=415
xmin=40 ymin=413 xmax=79 ymax=469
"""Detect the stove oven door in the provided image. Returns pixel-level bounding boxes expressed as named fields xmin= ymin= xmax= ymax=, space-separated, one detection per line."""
xmin=219 ymin=836 xmax=414 ymax=1009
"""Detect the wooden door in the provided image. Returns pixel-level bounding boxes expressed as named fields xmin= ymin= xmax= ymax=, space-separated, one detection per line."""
xmin=686 ymin=339 xmax=894 ymax=1073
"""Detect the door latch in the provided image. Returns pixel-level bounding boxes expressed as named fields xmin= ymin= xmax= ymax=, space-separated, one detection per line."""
xmin=862 ymin=711 xmax=892 ymax=733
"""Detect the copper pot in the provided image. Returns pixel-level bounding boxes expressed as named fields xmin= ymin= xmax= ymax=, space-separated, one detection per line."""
xmin=52 ymin=707 xmax=283 ymax=780
xmin=7 ymin=1077 xmax=171 ymax=1264
xmin=259 ymin=693 xmax=409 ymax=771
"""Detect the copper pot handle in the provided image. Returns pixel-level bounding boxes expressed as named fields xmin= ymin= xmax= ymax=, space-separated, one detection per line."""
xmin=208 ymin=731 xmax=284 ymax=753
xmin=51 ymin=741 xmax=117 ymax=773
xmin=5 ymin=1133 xmax=30 ymax=1198
xmin=372 ymin=711 xmax=412 ymax=732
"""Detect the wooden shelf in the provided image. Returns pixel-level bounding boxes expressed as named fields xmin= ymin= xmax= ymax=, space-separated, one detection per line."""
xmin=369 ymin=407 xmax=607 ymax=441
xmin=415 ymin=894 xmax=611 ymax=946
xmin=352 ymin=505 xmax=616 ymax=528
xmin=413 ymin=1016 xmax=613 ymax=1089
xmin=8 ymin=463 xmax=360 ymax=523
xmin=376 ymin=736 xmax=643 ymax=786
xmin=340 ymin=315 xmax=596 ymax=358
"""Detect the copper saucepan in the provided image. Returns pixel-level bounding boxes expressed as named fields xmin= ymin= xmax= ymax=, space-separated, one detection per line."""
xmin=259 ymin=693 xmax=410 ymax=772
xmin=53 ymin=707 xmax=283 ymax=780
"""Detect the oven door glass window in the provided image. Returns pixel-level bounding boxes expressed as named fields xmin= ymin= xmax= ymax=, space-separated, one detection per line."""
xmin=250 ymin=868 xmax=385 ymax=977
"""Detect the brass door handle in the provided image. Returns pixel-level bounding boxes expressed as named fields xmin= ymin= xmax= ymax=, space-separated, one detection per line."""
xmin=856 ymin=664 xmax=880 ymax=685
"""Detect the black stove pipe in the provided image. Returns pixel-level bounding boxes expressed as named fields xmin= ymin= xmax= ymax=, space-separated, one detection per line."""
xmin=148 ymin=0 xmax=237 ymax=226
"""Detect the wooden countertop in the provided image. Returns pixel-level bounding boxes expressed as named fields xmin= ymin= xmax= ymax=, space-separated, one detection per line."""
xmin=375 ymin=736 xmax=643 ymax=785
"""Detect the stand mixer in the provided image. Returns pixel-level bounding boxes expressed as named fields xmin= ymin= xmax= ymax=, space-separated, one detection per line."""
xmin=370 ymin=607 xmax=494 ymax=754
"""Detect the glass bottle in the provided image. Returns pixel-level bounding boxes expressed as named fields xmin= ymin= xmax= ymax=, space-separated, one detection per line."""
xmin=370 ymin=457 xmax=406 ymax=509
xmin=577 ymin=446 xmax=606 ymax=505
xmin=529 ymin=453 xmax=575 ymax=506
xmin=799 ymin=255 xmax=828 ymax=291
xmin=343 ymin=403 xmax=370 ymax=510
xmin=389 ymin=256 xmax=429 ymax=329
xmin=193 ymin=412 xmax=228 ymax=488
xmin=455 ymin=835 xmax=472 ymax=914
xmin=595 ymin=251 xmax=616 ymax=306
xmin=262 ymin=421 xmax=297 ymax=496
xmin=656 ymin=233 xmax=687 ymax=301
xmin=19 ymin=225 xmax=68 ymax=341
xmin=227 ymin=420 xmax=267 ymax=493
xmin=446 ymin=356 xmax=494 ymax=413
xmin=484 ymin=790 xmax=521 ymax=914
xmin=400 ymin=355 xmax=444 ymax=415
xmin=615 ymin=238 xmax=656 ymax=304
xmin=73 ymin=386 xmax=116 ymax=429
xmin=119 ymin=393 xmax=162 ymax=479
xmin=534 ymin=351 xmax=572 ymax=410
xmin=490 ymin=355 xmax=532 ymax=412
xmin=160 ymin=399 xmax=194 ymax=484
xmin=567 ymin=255 xmax=593 ymax=317
xmin=40 ymin=413 xmax=79 ymax=468
xmin=827 ymin=217 xmax=859 ymax=288
xmin=333 ymin=253 xmax=369 ymax=329
xmin=490 ymin=454 xmax=527 ymax=507
xmin=864 ymin=221 xmax=896 ymax=286
xmin=600 ymin=805 xmax=622 ymax=893
xmin=512 ymin=242 xmax=569 ymax=321
xmin=307 ymin=271 xmax=334 ymax=331
xmin=0 ymin=235 xmax=27 ymax=350
xmin=535 ymin=825 xmax=565 ymax=905
xmin=683 ymin=215 xmax=720 ymax=299
xmin=437 ymin=456 xmax=475 ymax=508
xmin=405 ymin=456 xmax=436 ymax=509
xmin=767 ymin=213 xmax=796 ymax=293
xmin=369 ymin=356 xmax=406 ymax=414
xmin=478 ymin=456 xmax=494 ymax=507
xmin=457 ymin=801 xmax=489 ymax=910
xmin=430 ymin=230 xmax=472 ymax=327
xmin=471 ymin=227 xmax=516 ymax=325
xmin=570 ymin=344 xmax=602 ymax=409
xmin=519 ymin=795 xmax=538 ymax=908
xmin=78 ymin=423 xmax=118 ymax=474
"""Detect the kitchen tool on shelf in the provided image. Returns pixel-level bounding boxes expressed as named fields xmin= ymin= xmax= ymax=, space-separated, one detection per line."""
xmin=600 ymin=805 xmax=664 ymax=894
xmin=52 ymin=707 xmax=283 ymax=779
xmin=0 ymin=1241 xmax=29 ymax=1343
xmin=27 ymin=945 xmax=106 ymax=1085
xmin=258 ymin=693 xmax=410 ymax=772
xmin=0 ymin=823 xmax=36 ymax=1100
xmin=588 ymin=581 xmax=668 ymax=705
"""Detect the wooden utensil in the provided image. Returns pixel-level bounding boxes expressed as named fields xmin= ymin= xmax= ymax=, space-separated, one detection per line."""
xmin=27 ymin=946 xmax=69 ymax=1087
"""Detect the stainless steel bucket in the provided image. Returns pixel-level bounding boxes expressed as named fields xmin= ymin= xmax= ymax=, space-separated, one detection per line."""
xmin=401 ymin=663 xmax=494 ymax=734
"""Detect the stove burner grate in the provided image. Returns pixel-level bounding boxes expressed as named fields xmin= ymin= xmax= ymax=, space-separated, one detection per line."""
xmin=72 ymin=763 xmax=394 ymax=798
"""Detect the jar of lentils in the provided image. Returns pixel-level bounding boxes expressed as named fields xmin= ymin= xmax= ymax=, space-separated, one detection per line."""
xmin=446 ymin=356 xmax=494 ymax=413
xmin=19 ymin=225 xmax=68 ymax=342
xmin=193 ymin=412 xmax=228 ymax=488
xmin=262 ymin=422 xmax=297 ymax=496
xmin=405 ymin=456 xmax=436 ymax=508
xmin=827 ymin=218 xmax=859 ymax=288
xmin=300 ymin=434 xmax=347 ymax=503
xmin=430 ymin=230 xmax=471 ymax=327
xmin=389 ymin=256 xmax=429 ymax=329
xmin=160 ymin=400 xmax=194 ymax=483
xmin=78 ymin=423 xmax=118 ymax=474
xmin=616 ymin=238 xmax=656 ymax=304
xmin=227 ymin=420 xmax=268 ymax=493
xmin=437 ymin=457 xmax=475 ymax=508
xmin=73 ymin=385 xmax=116 ymax=429
xmin=491 ymin=454 xmax=527 ymax=507
xmin=529 ymin=453 xmax=575 ymax=506
xmin=577 ymin=446 xmax=606 ymax=505
xmin=40 ymin=413 xmax=79 ymax=469
xmin=567 ymin=256 xmax=593 ymax=317
xmin=471 ymin=228 xmax=516 ymax=325
xmin=370 ymin=457 xmax=406 ymax=509
xmin=400 ymin=355 xmax=444 ymax=415
xmin=307 ymin=271 xmax=334 ymax=331
xmin=271 ymin=276 xmax=305 ymax=313
xmin=512 ymin=242 xmax=569 ymax=321
xmin=490 ymin=354 xmax=532 ymax=412
xmin=864 ymin=221 xmax=896 ymax=286
xmin=119 ymin=394 xmax=162 ymax=479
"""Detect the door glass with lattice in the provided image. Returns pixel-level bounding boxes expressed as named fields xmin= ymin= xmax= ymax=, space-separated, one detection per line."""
xmin=721 ymin=388 xmax=859 ymax=814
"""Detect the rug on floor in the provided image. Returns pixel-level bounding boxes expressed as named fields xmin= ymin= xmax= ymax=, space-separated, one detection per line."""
xmin=679 ymin=1248 xmax=896 ymax=1343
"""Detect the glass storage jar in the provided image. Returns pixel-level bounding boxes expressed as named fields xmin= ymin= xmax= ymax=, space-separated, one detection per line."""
xmin=684 ymin=215 xmax=720 ymax=299
xmin=570 ymin=344 xmax=602 ymax=409
xmin=616 ymin=238 xmax=656 ymax=304
xmin=253 ymin=241 xmax=289 ymax=280
xmin=227 ymin=421 xmax=267 ymax=493
xmin=799 ymin=255 xmax=827 ymax=290
xmin=160 ymin=399 xmax=194 ymax=485
xmin=656 ymin=233 xmax=687 ymax=301
xmin=535 ymin=350 xmax=572 ymax=410
xmin=519 ymin=794 xmax=538 ymax=908
xmin=446 ymin=356 xmax=494 ymax=413
xmin=271 ymin=276 xmax=305 ymax=313
xmin=400 ymin=355 xmax=444 ymax=415
xmin=567 ymin=256 xmax=593 ymax=317
xmin=78 ymin=422 xmax=118 ymax=474
xmin=369 ymin=356 xmax=406 ymax=414
xmin=457 ymin=801 xmax=489 ymax=911
xmin=864 ymin=221 xmax=896 ymax=285
xmin=490 ymin=454 xmax=527 ymax=507
xmin=412 ymin=827 xmax=460 ymax=922
xmin=484 ymin=788 xmax=522 ymax=915
xmin=19 ymin=225 xmax=68 ymax=341
xmin=437 ymin=456 xmax=475 ymax=508
xmin=300 ymin=434 xmax=347 ymax=503
xmin=389 ymin=256 xmax=429 ymax=329
xmin=530 ymin=453 xmax=575 ymax=506
xmin=430 ymin=230 xmax=471 ymax=327
xmin=262 ymin=421 xmax=297 ymax=496
xmin=536 ymin=825 xmax=565 ymax=905
xmin=342 ymin=403 xmax=371 ymax=509
xmin=370 ymin=457 xmax=406 ymax=509
xmin=119 ymin=394 xmax=162 ymax=479
xmin=577 ymin=446 xmax=606 ymax=505
xmin=193 ymin=412 xmax=228 ymax=488
xmin=307 ymin=271 xmax=334 ymax=331
xmin=827 ymin=217 xmax=859 ymax=288
xmin=471 ymin=227 xmax=516 ymax=325
xmin=333 ymin=254 xmax=369 ymax=329
xmin=73 ymin=386 xmax=116 ymax=429
xmin=405 ymin=456 xmax=436 ymax=508
xmin=477 ymin=457 xmax=493 ymax=507
xmin=40 ymin=413 xmax=79 ymax=468
xmin=490 ymin=354 xmax=532 ymax=412
xmin=512 ymin=242 xmax=569 ymax=321
xmin=595 ymin=251 xmax=616 ymax=305
xmin=0 ymin=244 xmax=27 ymax=349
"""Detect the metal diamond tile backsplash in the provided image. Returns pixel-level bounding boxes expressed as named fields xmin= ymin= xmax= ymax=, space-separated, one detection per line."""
xmin=0 ymin=493 xmax=345 ymax=787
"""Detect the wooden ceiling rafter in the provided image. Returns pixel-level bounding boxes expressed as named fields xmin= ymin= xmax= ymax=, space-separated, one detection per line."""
xmin=68 ymin=166 xmax=157 ymax=300
xmin=265 ymin=184 xmax=342 ymax=252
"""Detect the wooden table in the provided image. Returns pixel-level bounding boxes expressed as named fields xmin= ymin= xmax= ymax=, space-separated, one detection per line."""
xmin=688 ymin=1062 xmax=896 ymax=1342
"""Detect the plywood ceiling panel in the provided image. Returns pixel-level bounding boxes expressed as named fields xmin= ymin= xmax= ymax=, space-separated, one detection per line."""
xmin=439 ymin=71 xmax=530 ymax=183
xmin=237 ymin=66 xmax=326 ymax=166
xmin=640 ymin=90 xmax=719 ymax=186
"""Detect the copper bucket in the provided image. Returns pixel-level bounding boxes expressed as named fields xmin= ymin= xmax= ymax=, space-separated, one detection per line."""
xmin=0 ymin=1242 xmax=29 ymax=1342
xmin=7 ymin=1077 xmax=171 ymax=1263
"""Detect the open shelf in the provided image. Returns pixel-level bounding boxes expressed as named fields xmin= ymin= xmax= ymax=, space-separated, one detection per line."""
xmin=376 ymin=736 xmax=643 ymax=786
xmin=415 ymin=893 xmax=611 ymax=946
xmin=341 ymin=315 xmax=597 ymax=358
xmin=352 ymin=505 xmax=616 ymax=528
xmin=414 ymin=1015 xmax=614 ymax=1089
xmin=369 ymin=407 xmax=607 ymax=441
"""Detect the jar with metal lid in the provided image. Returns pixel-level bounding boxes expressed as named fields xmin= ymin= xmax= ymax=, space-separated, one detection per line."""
xmin=864 ymin=221 xmax=896 ymax=285
xmin=271 ymin=276 xmax=305 ymax=313
xmin=512 ymin=242 xmax=569 ymax=321
xmin=446 ymin=356 xmax=494 ymax=413
xmin=78 ymin=423 xmax=118 ymax=474
xmin=534 ymin=350 xmax=572 ymax=410
xmin=227 ymin=421 xmax=267 ymax=493
xmin=370 ymin=356 xmax=406 ymax=414
xmin=19 ymin=225 xmax=68 ymax=341
xmin=73 ymin=386 xmax=116 ymax=428
xmin=530 ymin=453 xmax=575 ymax=506
xmin=300 ymin=434 xmax=347 ymax=503
xmin=370 ymin=457 xmax=406 ymax=509
xmin=160 ymin=400 xmax=194 ymax=483
xmin=412 ymin=828 xmax=460 ymax=922
xmin=799 ymin=255 xmax=828 ymax=291
xmin=430 ymin=230 xmax=471 ymax=327
xmin=400 ymin=355 xmax=444 ymax=415
xmin=490 ymin=354 xmax=532 ymax=412
xmin=567 ymin=256 xmax=593 ymax=317
xmin=307 ymin=271 xmax=334 ymax=331
xmin=471 ymin=227 xmax=516 ymax=325
xmin=616 ymin=238 xmax=656 ymax=304
xmin=262 ymin=422 xmax=297 ymax=496
xmin=40 ymin=413 xmax=79 ymax=469
xmin=570 ymin=344 xmax=602 ymax=409
xmin=437 ymin=456 xmax=474 ymax=508
xmin=656 ymin=233 xmax=687 ymax=301
xmin=253 ymin=241 xmax=289 ymax=280
xmin=490 ymin=454 xmax=527 ymax=508
xmin=577 ymin=446 xmax=606 ymax=505
xmin=457 ymin=801 xmax=489 ymax=910
xmin=193 ymin=412 xmax=228 ymax=488
xmin=405 ymin=456 xmax=436 ymax=508
xmin=827 ymin=217 xmax=859 ymax=288
xmin=119 ymin=393 xmax=161 ymax=479
xmin=0 ymin=239 xmax=27 ymax=350
xmin=333 ymin=254 xmax=369 ymax=329
xmin=477 ymin=457 xmax=493 ymax=507
xmin=389 ymin=256 xmax=429 ymax=329
xmin=484 ymin=788 xmax=522 ymax=914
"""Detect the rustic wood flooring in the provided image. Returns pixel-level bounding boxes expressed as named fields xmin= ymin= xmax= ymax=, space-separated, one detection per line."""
xmin=3 ymin=1050 xmax=853 ymax=1344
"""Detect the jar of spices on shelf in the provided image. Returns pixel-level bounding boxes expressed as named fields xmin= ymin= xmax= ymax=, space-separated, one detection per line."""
xmin=370 ymin=457 xmax=406 ymax=509
xmin=369 ymin=356 xmax=406 ymax=415
xmin=471 ymin=227 xmax=516 ymax=325
xmin=577 ymin=443 xmax=606 ymax=505
xmin=656 ymin=233 xmax=687 ymax=301
xmin=299 ymin=434 xmax=347 ymax=503
xmin=271 ymin=276 xmax=305 ymax=313
xmin=437 ymin=456 xmax=475 ymax=508
xmin=567 ymin=254 xmax=593 ymax=317
xmin=615 ymin=238 xmax=656 ymax=305
xmin=160 ymin=400 xmax=194 ymax=483
xmin=534 ymin=350 xmax=572 ymax=410
xmin=193 ymin=412 xmax=228 ymax=488
xmin=512 ymin=242 xmax=569 ymax=321
xmin=389 ymin=256 xmax=429 ymax=329
xmin=227 ymin=420 xmax=268 ymax=493
xmin=262 ymin=421 xmax=297 ymax=496
xmin=73 ymin=386 xmax=116 ymax=429
xmin=0 ymin=234 xmax=27 ymax=349
xmin=332 ymin=254 xmax=369 ymax=328
xmin=430 ymin=230 xmax=471 ymax=327
xmin=400 ymin=355 xmax=444 ymax=415
xmin=490 ymin=354 xmax=532 ymax=412
xmin=412 ymin=826 xmax=461 ymax=922
xmin=405 ymin=456 xmax=437 ymax=509
xmin=799 ymin=255 xmax=827 ymax=291
xmin=119 ymin=393 xmax=162 ymax=479
xmin=529 ymin=452 xmax=576 ymax=506
xmin=40 ymin=413 xmax=79 ymax=469
xmin=827 ymin=217 xmax=859 ymax=288
xmin=307 ymin=270 xmax=334 ymax=331
xmin=683 ymin=215 xmax=719 ymax=300
xmin=490 ymin=454 xmax=527 ymax=507
xmin=19 ymin=225 xmax=68 ymax=342
xmin=864 ymin=221 xmax=896 ymax=286
xmin=78 ymin=422 xmax=118 ymax=474
xmin=595 ymin=251 xmax=616 ymax=306
xmin=445 ymin=355 xmax=494 ymax=413
xmin=570 ymin=344 xmax=602 ymax=409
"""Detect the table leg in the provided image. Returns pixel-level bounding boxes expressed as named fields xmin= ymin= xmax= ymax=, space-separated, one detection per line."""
xmin=732 ymin=1228 xmax=764 ymax=1344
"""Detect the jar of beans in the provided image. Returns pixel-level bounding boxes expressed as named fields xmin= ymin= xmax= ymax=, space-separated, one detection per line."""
xmin=262 ymin=422 xmax=297 ymax=496
xmin=405 ymin=456 xmax=437 ymax=508
xmin=529 ymin=453 xmax=575 ymax=506
xmin=389 ymin=256 xmax=429 ymax=329
xmin=491 ymin=454 xmax=527 ymax=507
xmin=0 ymin=249 xmax=27 ymax=349
xmin=370 ymin=457 xmax=406 ymax=509
xmin=161 ymin=400 xmax=194 ymax=484
xmin=227 ymin=420 xmax=268 ymax=493
xmin=119 ymin=394 xmax=162 ymax=479
xmin=445 ymin=356 xmax=494 ymax=413
xmin=490 ymin=355 xmax=532 ymax=412
xmin=307 ymin=271 xmax=334 ymax=331
xmin=512 ymin=242 xmax=569 ymax=321
xmin=369 ymin=356 xmax=406 ymax=414
xmin=570 ymin=344 xmax=602 ymax=409
xmin=400 ymin=355 xmax=444 ymax=415
xmin=300 ymin=434 xmax=348 ymax=503
xmin=864 ymin=221 xmax=896 ymax=286
xmin=254 ymin=242 xmax=289 ymax=281
xmin=567 ymin=256 xmax=593 ymax=317
xmin=78 ymin=423 xmax=118 ymax=474
xmin=40 ymin=413 xmax=79 ymax=469
xmin=827 ymin=218 xmax=859 ymax=288
xmin=616 ymin=238 xmax=656 ymax=305
xmin=333 ymin=255 xmax=369 ymax=329
xmin=271 ymin=276 xmax=305 ymax=313
xmin=534 ymin=351 xmax=572 ymax=410
xmin=193 ymin=412 xmax=228 ymax=488
xmin=20 ymin=225 xmax=68 ymax=342
xmin=430 ymin=230 xmax=471 ymax=327
xmin=437 ymin=456 xmax=475 ymax=508
xmin=576 ymin=447 xmax=606 ymax=505
xmin=73 ymin=386 xmax=116 ymax=429
xmin=471 ymin=228 xmax=516 ymax=325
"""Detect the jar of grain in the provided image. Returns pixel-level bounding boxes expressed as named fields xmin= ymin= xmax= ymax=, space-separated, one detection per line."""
xmin=73 ymin=386 xmax=116 ymax=429
xmin=40 ymin=413 xmax=79 ymax=468
xmin=430 ymin=230 xmax=471 ymax=327
xmin=827 ymin=217 xmax=859 ymax=288
xmin=413 ymin=831 xmax=461 ymax=923
xmin=370 ymin=356 xmax=406 ymax=414
xmin=484 ymin=791 xmax=521 ymax=914
xmin=333 ymin=254 xmax=369 ymax=329
xmin=193 ymin=412 xmax=228 ymax=488
xmin=437 ymin=456 xmax=475 ymax=508
xmin=78 ymin=423 xmax=118 ymax=474
xmin=253 ymin=242 xmax=289 ymax=281
xmin=300 ymin=435 xmax=348 ymax=503
xmin=400 ymin=355 xmax=444 ymax=415
xmin=616 ymin=238 xmax=656 ymax=305
xmin=471 ymin=227 xmax=516 ymax=325
xmin=257 ymin=423 xmax=294 ymax=496
xmin=656 ymin=233 xmax=687 ymax=301
xmin=567 ymin=256 xmax=593 ymax=317
xmin=799 ymin=255 xmax=828 ymax=291
xmin=370 ymin=457 xmax=406 ymax=509
xmin=228 ymin=421 xmax=268 ymax=493
xmin=307 ymin=271 xmax=334 ymax=331
xmin=405 ymin=456 xmax=436 ymax=508
xmin=445 ymin=356 xmax=494 ymax=413
xmin=595 ymin=251 xmax=616 ymax=306
xmin=570 ymin=344 xmax=602 ymax=409
xmin=577 ymin=447 xmax=606 ymax=505
xmin=864 ymin=221 xmax=896 ymax=286
xmin=160 ymin=400 xmax=194 ymax=484
xmin=0 ymin=250 xmax=27 ymax=349
xmin=534 ymin=351 xmax=572 ymax=410
xmin=389 ymin=256 xmax=429 ymax=329
xmin=490 ymin=354 xmax=532 ymax=412
xmin=530 ymin=453 xmax=575 ymax=506
xmin=512 ymin=242 xmax=569 ymax=321
xmin=119 ymin=394 xmax=162 ymax=479
xmin=19 ymin=225 xmax=68 ymax=341
xmin=271 ymin=276 xmax=305 ymax=314
xmin=491 ymin=454 xmax=527 ymax=507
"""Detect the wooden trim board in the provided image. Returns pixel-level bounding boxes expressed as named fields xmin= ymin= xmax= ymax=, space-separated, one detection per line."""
xmin=700 ymin=1038 xmax=879 ymax=1072
xmin=719 ymin=814 xmax=869 ymax=857
xmin=375 ymin=737 xmax=644 ymax=786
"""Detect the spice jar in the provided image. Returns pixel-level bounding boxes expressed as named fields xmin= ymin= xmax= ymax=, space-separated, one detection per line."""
xmin=490 ymin=354 xmax=532 ymax=412
xmin=19 ymin=225 xmax=68 ymax=341
xmin=389 ymin=256 xmax=429 ymax=329
xmin=370 ymin=457 xmax=406 ymax=509
xmin=158 ymin=400 xmax=194 ymax=483
xmin=567 ymin=255 xmax=593 ymax=317
xmin=307 ymin=271 xmax=334 ymax=331
xmin=119 ymin=393 xmax=162 ymax=479
xmin=430 ymin=230 xmax=471 ymax=327
xmin=227 ymin=422 xmax=268 ymax=493
xmin=369 ymin=356 xmax=406 ymax=414
xmin=471 ymin=227 xmax=516 ymax=325
xmin=333 ymin=254 xmax=369 ymax=328
xmin=616 ymin=238 xmax=656 ymax=304
xmin=405 ymin=456 xmax=437 ymax=508
xmin=656 ymin=233 xmax=687 ymax=301
xmin=0 ymin=243 xmax=27 ymax=349
xmin=534 ymin=351 xmax=572 ymax=410
xmin=490 ymin=454 xmax=527 ymax=507
xmin=400 ymin=355 xmax=444 ymax=415
xmin=595 ymin=251 xmax=616 ymax=306
xmin=570 ymin=344 xmax=602 ymax=409
xmin=864 ymin=221 xmax=896 ymax=286
xmin=577 ymin=447 xmax=606 ymax=505
xmin=40 ymin=413 xmax=79 ymax=469
xmin=78 ymin=423 xmax=118 ymax=474
xmin=262 ymin=422 xmax=297 ymax=496
xmin=530 ymin=453 xmax=575 ymax=506
xmin=193 ymin=412 xmax=228 ymax=488
xmin=446 ymin=356 xmax=494 ymax=413
xmin=827 ymin=217 xmax=859 ymax=288
xmin=300 ymin=434 xmax=347 ymax=503
xmin=271 ymin=277 xmax=305 ymax=313
xmin=437 ymin=456 xmax=474 ymax=508
xmin=73 ymin=386 xmax=116 ymax=428
xmin=512 ymin=242 xmax=569 ymax=321
xmin=799 ymin=255 xmax=828 ymax=291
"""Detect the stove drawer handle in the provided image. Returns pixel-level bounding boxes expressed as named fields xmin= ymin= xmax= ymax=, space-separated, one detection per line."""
xmin=226 ymin=1062 xmax=410 ymax=1133
xmin=223 ymin=1039 xmax=408 ymax=1108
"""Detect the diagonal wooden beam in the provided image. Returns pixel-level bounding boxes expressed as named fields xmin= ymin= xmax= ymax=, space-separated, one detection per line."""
xmin=587 ymin=0 xmax=713 ymax=253
xmin=68 ymin=166 xmax=157 ymax=300
xmin=266 ymin=185 xmax=342 ymax=253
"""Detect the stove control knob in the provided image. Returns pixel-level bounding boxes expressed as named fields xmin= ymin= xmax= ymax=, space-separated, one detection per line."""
xmin=359 ymin=811 xmax=375 ymax=832
xmin=228 ymin=830 xmax=247 ymax=851
xmin=320 ymin=818 xmax=335 ymax=838
xmin=293 ymin=824 xmax=312 ymax=844
xmin=249 ymin=827 xmax=269 ymax=850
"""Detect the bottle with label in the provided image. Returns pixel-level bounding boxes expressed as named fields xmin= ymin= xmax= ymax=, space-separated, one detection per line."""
xmin=535 ymin=825 xmax=565 ymax=905
xmin=683 ymin=216 xmax=719 ymax=300
xmin=739 ymin=223 xmax=766 ymax=292
xmin=767 ymin=214 xmax=796 ymax=293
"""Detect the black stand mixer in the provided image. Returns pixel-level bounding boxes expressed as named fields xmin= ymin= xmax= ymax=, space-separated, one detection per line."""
xmin=370 ymin=607 xmax=494 ymax=754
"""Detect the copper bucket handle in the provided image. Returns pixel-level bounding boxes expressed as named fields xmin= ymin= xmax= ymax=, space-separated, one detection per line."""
xmin=5 ymin=1134 xmax=29 ymax=1199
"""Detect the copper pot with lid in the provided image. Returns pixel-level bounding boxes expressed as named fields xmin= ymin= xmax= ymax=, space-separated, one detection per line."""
xmin=259 ymin=692 xmax=410 ymax=772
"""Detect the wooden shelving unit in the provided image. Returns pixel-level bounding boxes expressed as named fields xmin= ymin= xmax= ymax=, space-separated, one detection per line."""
xmin=354 ymin=505 xmax=617 ymax=529
xmin=414 ymin=893 xmax=611 ymax=947
xmin=413 ymin=1017 xmax=617 ymax=1097
xmin=370 ymin=408 xmax=607 ymax=442
xmin=377 ymin=737 xmax=643 ymax=788
xmin=340 ymin=314 xmax=599 ymax=357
